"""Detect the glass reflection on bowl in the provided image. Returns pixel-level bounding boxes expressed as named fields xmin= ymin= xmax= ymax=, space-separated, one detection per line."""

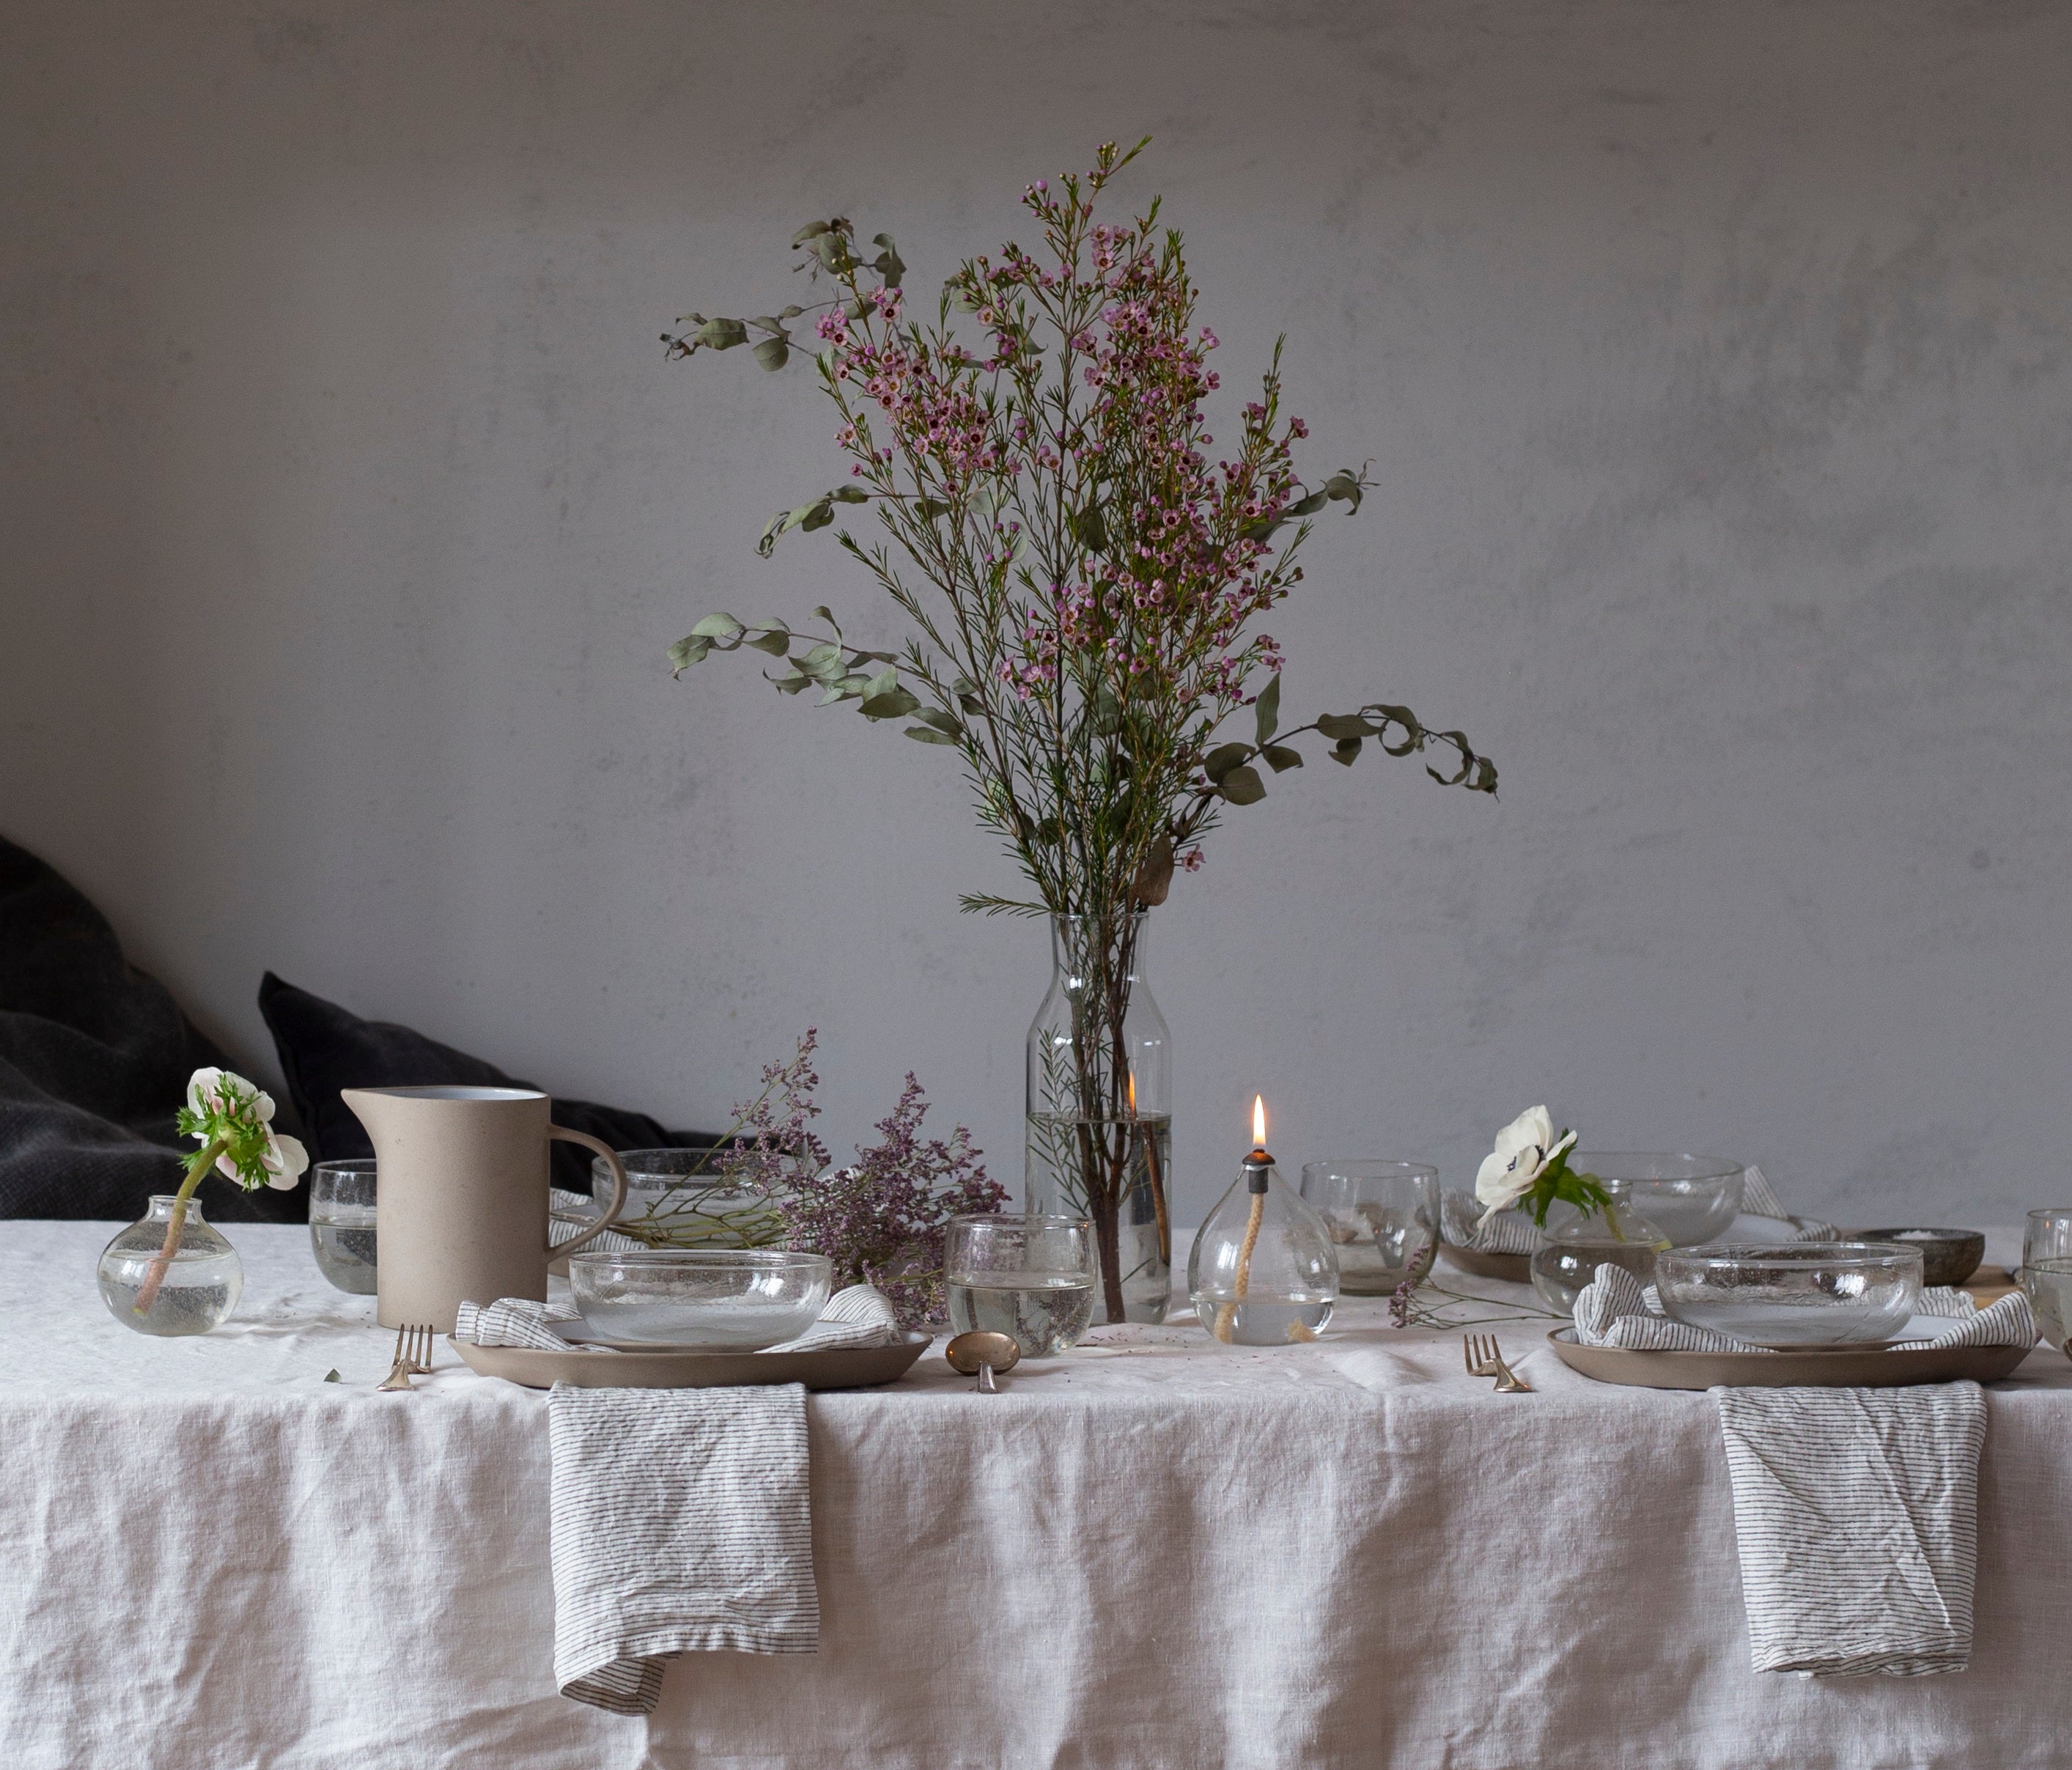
xmin=1653 ymin=1242 xmax=1922 ymax=1348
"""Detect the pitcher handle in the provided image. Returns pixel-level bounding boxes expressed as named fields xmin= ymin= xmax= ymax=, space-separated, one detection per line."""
xmin=547 ymin=1126 xmax=629 ymax=1261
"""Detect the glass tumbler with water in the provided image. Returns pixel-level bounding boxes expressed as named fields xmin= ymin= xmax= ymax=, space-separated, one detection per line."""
xmin=1298 ymin=1161 xmax=1439 ymax=1295
xmin=945 ymin=1214 xmax=1096 ymax=1357
xmin=310 ymin=1159 xmax=379 ymax=1294
xmin=2024 ymin=1209 xmax=2072 ymax=1286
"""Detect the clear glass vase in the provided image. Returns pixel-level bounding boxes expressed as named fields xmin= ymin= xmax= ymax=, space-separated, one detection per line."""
xmin=98 ymin=1195 xmax=244 ymax=1336
xmin=1025 ymin=911 xmax=1171 ymax=1324
xmin=1528 ymin=1201 xmax=1670 ymax=1316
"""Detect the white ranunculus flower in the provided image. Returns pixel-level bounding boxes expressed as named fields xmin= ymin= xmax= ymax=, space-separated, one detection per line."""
xmin=185 ymin=1066 xmax=229 ymax=1118
xmin=184 ymin=1066 xmax=308 ymax=1192
xmin=262 ymin=1133 xmax=310 ymax=1190
xmin=1475 ymin=1105 xmax=1577 ymax=1221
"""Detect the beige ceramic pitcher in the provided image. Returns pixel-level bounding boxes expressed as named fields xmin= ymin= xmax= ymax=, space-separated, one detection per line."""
xmin=342 ymin=1085 xmax=630 ymax=1332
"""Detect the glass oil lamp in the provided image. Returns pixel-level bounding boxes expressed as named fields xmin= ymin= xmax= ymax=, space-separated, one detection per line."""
xmin=1187 ymin=1096 xmax=1338 ymax=1345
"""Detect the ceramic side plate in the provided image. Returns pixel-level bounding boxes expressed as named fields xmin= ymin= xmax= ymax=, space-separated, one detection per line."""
xmin=1546 ymin=1327 xmax=2032 ymax=1390
xmin=451 ymin=1328 xmax=933 ymax=1390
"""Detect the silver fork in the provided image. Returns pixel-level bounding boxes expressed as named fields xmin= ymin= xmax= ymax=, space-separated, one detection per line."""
xmin=1464 ymin=1332 xmax=1532 ymax=1393
xmin=377 ymin=1324 xmax=434 ymax=1391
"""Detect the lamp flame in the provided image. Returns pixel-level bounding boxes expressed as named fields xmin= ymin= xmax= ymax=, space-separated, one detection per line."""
xmin=1253 ymin=1094 xmax=1266 ymax=1148
xmin=1128 ymin=1073 xmax=1137 ymax=1117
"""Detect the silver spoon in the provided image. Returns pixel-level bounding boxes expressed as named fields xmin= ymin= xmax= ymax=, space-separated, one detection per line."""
xmin=944 ymin=1330 xmax=1021 ymax=1393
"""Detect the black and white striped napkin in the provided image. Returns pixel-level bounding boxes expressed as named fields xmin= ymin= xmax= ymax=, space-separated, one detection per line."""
xmin=548 ymin=1382 xmax=817 ymax=1712
xmin=1714 ymin=1384 xmax=1988 ymax=1676
xmin=1569 ymin=1261 xmax=2036 ymax=1353
xmin=454 ymin=1283 xmax=900 ymax=1354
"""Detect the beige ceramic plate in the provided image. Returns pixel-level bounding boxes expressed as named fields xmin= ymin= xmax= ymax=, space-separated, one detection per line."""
xmin=1439 ymin=1244 xmax=1532 ymax=1283
xmin=1547 ymin=1327 xmax=2033 ymax=1390
xmin=451 ymin=1329 xmax=933 ymax=1390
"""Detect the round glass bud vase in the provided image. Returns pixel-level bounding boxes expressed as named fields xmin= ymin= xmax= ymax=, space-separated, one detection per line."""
xmin=98 ymin=1196 xmax=244 ymax=1336
xmin=1189 ymin=1153 xmax=1339 ymax=1345
xmin=1025 ymin=912 xmax=1172 ymax=1324
xmin=1529 ymin=1204 xmax=1670 ymax=1316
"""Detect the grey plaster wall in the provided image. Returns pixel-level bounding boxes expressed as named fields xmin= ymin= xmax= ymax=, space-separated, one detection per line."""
xmin=5 ymin=1 xmax=2069 ymax=1228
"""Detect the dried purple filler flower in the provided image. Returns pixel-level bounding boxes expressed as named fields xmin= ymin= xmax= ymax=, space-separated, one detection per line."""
xmin=720 ymin=1030 xmax=1006 ymax=1326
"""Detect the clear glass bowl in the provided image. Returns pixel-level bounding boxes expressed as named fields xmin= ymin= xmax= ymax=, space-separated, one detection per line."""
xmin=589 ymin=1148 xmax=784 ymax=1248
xmin=1576 ymin=1152 xmax=1745 ymax=1248
xmin=1298 ymin=1160 xmax=1439 ymax=1295
xmin=1653 ymin=1242 xmax=1924 ymax=1347
xmin=567 ymin=1248 xmax=832 ymax=1348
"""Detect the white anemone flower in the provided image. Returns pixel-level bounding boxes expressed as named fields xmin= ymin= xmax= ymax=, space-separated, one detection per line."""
xmin=183 ymin=1066 xmax=311 ymax=1191
xmin=1474 ymin=1105 xmax=1576 ymax=1223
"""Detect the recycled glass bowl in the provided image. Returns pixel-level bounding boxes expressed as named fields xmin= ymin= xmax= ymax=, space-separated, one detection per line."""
xmin=567 ymin=1249 xmax=832 ymax=1349
xmin=1579 ymin=1153 xmax=1745 ymax=1248
xmin=589 ymin=1148 xmax=783 ymax=1248
xmin=1653 ymin=1243 xmax=1924 ymax=1348
xmin=1850 ymin=1226 xmax=1984 ymax=1289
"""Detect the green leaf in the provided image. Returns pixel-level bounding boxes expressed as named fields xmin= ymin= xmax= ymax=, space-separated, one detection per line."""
xmin=766 ymin=668 xmax=812 ymax=694
xmin=1202 ymin=742 xmax=1253 ymax=786
xmin=914 ymin=497 xmax=951 ymax=520
xmin=693 ymin=317 xmax=748 ymax=351
xmin=778 ymin=305 xmax=805 ymax=320
xmin=1261 ymin=744 xmax=1304 ymax=773
xmin=818 ymin=682 xmax=859 ymax=706
xmin=1425 ymin=734 xmax=1475 ymax=787
xmin=864 ymin=665 xmax=900 ymax=701
xmin=323 ymin=1369 xmax=341 ymax=1383
xmin=667 ymin=635 xmax=712 ymax=673
xmin=1286 ymin=490 xmax=1329 ymax=518
xmin=800 ymin=643 xmax=845 ymax=678
xmin=1217 ymin=765 xmax=1267 ymax=805
xmin=905 ymin=724 xmax=959 ymax=744
xmin=910 ymin=707 xmax=963 ymax=737
xmin=1316 ymin=713 xmax=1370 ymax=742
xmin=871 ymin=232 xmax=905 ymax=288
xmin=1322 ymin=468 xmax=1365 ymax=514
xmin=752 ymin=335 xmax=789 ymax=372
xmin=860 ymin=686 xmax=921 ymax=720
xmin=792 ymin=220 xmax=835 ymax=246
xmin=1253 ymin=674 xmax=1281 ymax=746
xmin=1467 ymin=756 xmax=1499 ymax=794
xmin=830 ymin=484 xmax=870 ymax=504
xmin=810 ymin=605 xmax=843 ymax=641
xmin=798 ymin=498 xmax=835 ymax=534
xmin=1330 ymin=737 xmax=1363 ymax=766
xmin=744 ymin=627 xmax=790 ymax=655
xmin=689 ymin=613 xmax=745 ymax=643
xmin=1365 ymin=705 xmax=1423 ymax=756
xmin=1069 ymin=504 xmax=1107 ymax=553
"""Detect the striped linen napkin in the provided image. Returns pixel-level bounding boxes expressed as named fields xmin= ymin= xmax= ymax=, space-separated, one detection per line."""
xmin=454 ymin=1283 xmax=900 ymax=1354
xmin=548 ymin=1382 xmax=817 ymax=1711
xmin=1570 ymin=1261 xmax=2037 ymax=1353
xmin=1714 ymin=1384 xmax=1988 ymax=1676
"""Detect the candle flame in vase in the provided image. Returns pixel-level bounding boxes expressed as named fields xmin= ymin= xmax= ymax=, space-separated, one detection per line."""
xmin=1253 ymin=1094 xmax=1267 ymax=1150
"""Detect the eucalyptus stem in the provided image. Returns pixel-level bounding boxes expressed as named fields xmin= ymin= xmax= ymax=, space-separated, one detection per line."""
xmin=131 ymin=1139 xmax=224 ymax=1316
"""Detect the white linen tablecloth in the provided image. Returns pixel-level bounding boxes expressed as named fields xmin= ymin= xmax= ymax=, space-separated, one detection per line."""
xmin=2 ymin=1220 xmax=2070 ymax=1769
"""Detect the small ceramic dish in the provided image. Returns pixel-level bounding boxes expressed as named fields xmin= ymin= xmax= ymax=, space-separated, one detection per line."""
xmin=1849 ymin=1227 xmax=1985 ymax=1289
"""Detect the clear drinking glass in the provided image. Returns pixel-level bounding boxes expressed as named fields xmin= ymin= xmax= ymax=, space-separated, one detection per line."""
xmin=1577 ymin=1153 xmax=1745 ymax=1247
xmin=2027 ymin=1257 xmax=2072 ymax=1357
xmin=1298 ymin=1161 xmax=1439 ymax=1295
xmin=945 ymin=1214 xmax=1097 ymax=1357
xmin=2022 ymin=1209 xmax=2072 ymax=1283
xmin=309 ymin=1159 xmax=379 ymax=1294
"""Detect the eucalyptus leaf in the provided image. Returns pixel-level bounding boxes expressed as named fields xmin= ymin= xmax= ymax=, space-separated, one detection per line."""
xmin=799 ymin=498 xmax=835 ymax=533
xmin=1365 ymin=705 xmax=1423 ymax=755
xmin=689 ymin=613 xmax=746 ymax=643
xmin=766 ymin=668 xmax=812 ymax=694
xmin=871 ymin=232 xmax=905 ymax=287
xmin=1253 ymin=674 xmax=1281 ymax=745
xmin=1261 ymin=743 xmax=1304 ymax=772
xmin=1315 ymin=713 xmax=1370 ymax=742
xmin=800 ymin=643 xmax=846 ymax=678
xmin=864 ymin=665 xmax=900 ymax=701
xmin=1202 ymin=742 xmax=1253 ymax=786
xmin=667 ymin=635 xmax=712 ymax=673
xmin=1330 ymin=737 xmax=1363 ymax=766
xmin=860 ymin=686 xmax=921 ymax=720
xmin=778 ymin=305 xmax=805 ymax=320
xmin=811 ymin=605 xmax=843 ymax=641
xmin=1069 ymin=503 xmax=1107 ymax=553
xmin=752 ymin=335 xmax=789 ymax=372
xmin=905 ymin=724 xmax=959 ymax=744
xmin=1132 ymin=833 xmax=1175 ymax=908
xmin=745 ymin=627 xmax=791 ymax=655
xmin=1217 ymin=765 xmax=1267 ymax=805
xmin=830 ymin=485 xmax=870 ymax=504
xmin=911 ymin=707 xmax=963 ymax=737
xmin=693 ymin=317 xmax=748 ymax=351
xmin=1322 ymin=468 xmax=1365 ymax=513
xmin=792 ymin=220 xmax=834 ymax=246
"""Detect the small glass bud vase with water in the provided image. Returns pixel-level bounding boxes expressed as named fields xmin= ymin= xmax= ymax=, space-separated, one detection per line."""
xmin=1528 ymin=1200 xmax=1671 ymax=1315
xmin=1189 ymin=1098 xmax=1339 ymax=1345
xmin=98 ymin=1196 xmax=244 ymax=1335
xmin=945 ymin=1214 xmax=1097 ymax=1357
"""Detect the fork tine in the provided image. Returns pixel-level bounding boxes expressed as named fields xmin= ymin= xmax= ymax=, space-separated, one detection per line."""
xmin=1461 ymin=1334 xmax=1474 ymax=1375
xmin=414 ymin=1324 xmax=431 ymax=1373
